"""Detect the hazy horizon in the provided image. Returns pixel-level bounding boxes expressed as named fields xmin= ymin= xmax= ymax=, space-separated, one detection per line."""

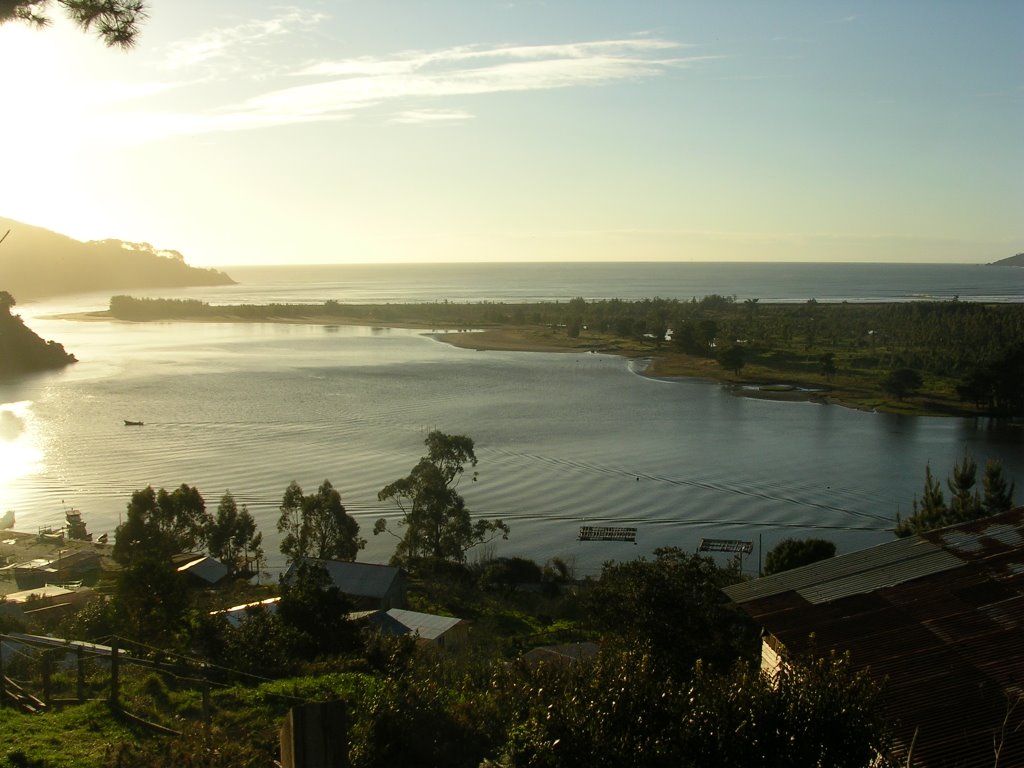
xmin=1 ymin=2 xmax=1021 ymax=268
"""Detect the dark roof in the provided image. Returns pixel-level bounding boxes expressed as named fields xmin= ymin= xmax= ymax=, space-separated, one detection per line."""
xmin=287 ymin=558 xmax=404 ymax=600
xmin=724 ymin=507 xmax=1024 ymax=768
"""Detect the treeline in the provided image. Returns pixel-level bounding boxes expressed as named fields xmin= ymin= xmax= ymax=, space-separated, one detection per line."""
xmin=108 ymin=294 xmax=1024 ymax=414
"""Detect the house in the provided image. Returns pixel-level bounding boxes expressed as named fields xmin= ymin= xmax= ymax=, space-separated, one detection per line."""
xmin=723 ymin=507 xmax=1024 ymax=768
xmin=359 ymin=608 xmax=468 ymax=649
xmin=0 ymin=584 xmax=96 ymax=624
xmin=284 ymin=558 xmax=407 ymax=610
xmin=2 ymin=549 xmax=101 ymax=590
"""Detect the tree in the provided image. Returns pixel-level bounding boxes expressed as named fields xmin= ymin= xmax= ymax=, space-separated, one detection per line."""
xmin=982 ymin=459 xmax=1016 ymax=516
xmin=716 ymin=344 xmax=745 ymax=376
xmin=375 ymin=431 xmax=509 ymax=564
xmin=819 ymin=352 xmax=837 ymax=381
xmin=1 ymin=0 xmax=147 ymax=48
xmin=504 ymin=645 xmax=891 ymax=768
xmin=881 ymin=368 xmax=923 ymax=401
xmin=277 ymin=479 xmax=364 ymax=563
xmin=277 ymin=560 xmax=359 ymax=657
xmin=764 ymin=538 xmax=836 ymax=576
xmin=0 ymin=290 xmax=14 ymax=314
xmin=895 ymin=463 xmax=947 ymax=537
xmin=113 ymin=555 xmax=189 ymax=645
xmin=947 ymin=455 xmax=982 ymax=524
xmin=207 ymin=491 xmax=264 ymax=577
xmin=584 ymin=547 xmax=756 ymax=676
xmin=154 ymin=483 xmax=210 ymax=552
xmin=896 ymin=457 xmax=1016 ymax=537
xmin=112 ymin=486 xmax=169 ymax=565
xmin=112 ymin=484 xmax=211 ymax=565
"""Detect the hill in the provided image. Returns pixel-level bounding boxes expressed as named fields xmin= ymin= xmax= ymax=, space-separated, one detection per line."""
xmin=0 ymin=217 xmax=234 ymax=300
xmin=0 ymin=292 xmax=76 ymax=374
xmin=991 ymin=253 xmax=1024 ymax=266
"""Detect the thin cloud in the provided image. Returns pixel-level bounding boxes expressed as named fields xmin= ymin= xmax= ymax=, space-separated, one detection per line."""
xmin=163 ymin=8 xmax=327 ymax=73
xmin=389 ymin=109 xmax=475 ymax=125
xmin=243 ymin=39 xmax=713 ymax=119
xmin=91 ymin=36 xmax=713 ymax=142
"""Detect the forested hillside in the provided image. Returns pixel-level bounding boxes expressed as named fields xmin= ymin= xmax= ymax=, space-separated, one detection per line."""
xmin=0 ymin=291 xmax=76 ymax=374
xmin=991 ymin=253 xmax=1024 ymax=266
xmin=0 ymin=217 xmax=234 ymax=300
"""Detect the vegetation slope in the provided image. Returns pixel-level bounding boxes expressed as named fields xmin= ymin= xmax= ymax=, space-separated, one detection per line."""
xmin=0 ymin=217 xmax=233 ymax=300
xmin=0 ymin=292 xmax=76 ymax=375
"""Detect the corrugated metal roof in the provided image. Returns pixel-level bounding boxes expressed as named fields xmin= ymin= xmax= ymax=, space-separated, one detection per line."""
xmin=795 ymin=547 xmax=962 ymax=604
xmin=3 ymin=585 xmax=74 ymax=603
xmin=723 ymin=536 xmax=955 ymax=604
xmin=727 ymin=507 xmax=1024 ymax=768
xmin=368 ymin=608 xmax=464 ymax=641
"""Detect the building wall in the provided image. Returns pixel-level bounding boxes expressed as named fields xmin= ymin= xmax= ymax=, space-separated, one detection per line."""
xmin=761 ymin=637 xmax=783 ymax=677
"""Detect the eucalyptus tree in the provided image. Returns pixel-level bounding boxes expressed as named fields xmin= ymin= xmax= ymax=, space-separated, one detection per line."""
xmin=208 ymin=491 xmax=264 ymax=576
xmin=112 ymin=484 xmax=210 ymax=564
xmin=277 ymin=479 xmax=364 ymax=564
xmin=375 ymin=431 xmax=509 ymax=564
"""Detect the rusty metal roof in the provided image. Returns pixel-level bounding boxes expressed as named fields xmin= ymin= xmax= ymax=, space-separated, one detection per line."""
xmin=725 ymin=506 xmax=1024 ymax=768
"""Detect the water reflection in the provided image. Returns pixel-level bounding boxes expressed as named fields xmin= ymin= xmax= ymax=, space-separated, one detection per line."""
xmin=0 ymin=401 xmax=43 ymax=494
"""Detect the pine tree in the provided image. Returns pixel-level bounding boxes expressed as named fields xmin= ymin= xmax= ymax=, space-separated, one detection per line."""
xmin=896 ymin=464 xmax=947 ymax=537
xmin=982 ymin=459 xmax=1016 ymax=516
xmin=947 ymin=456 xmax=982 ymax=524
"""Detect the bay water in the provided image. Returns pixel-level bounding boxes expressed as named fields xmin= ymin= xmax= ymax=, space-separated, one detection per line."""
xmin=4 ymin=262 xmax=1023 ymax=577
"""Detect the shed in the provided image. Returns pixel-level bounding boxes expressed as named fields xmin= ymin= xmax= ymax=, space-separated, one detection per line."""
xmin=363 ymin=608 xmax=468 ymax=648
xmin=177 ymin=555 xmax=229 ymax=585
xmin=724 ymin=507 xmax=1024 ymax=768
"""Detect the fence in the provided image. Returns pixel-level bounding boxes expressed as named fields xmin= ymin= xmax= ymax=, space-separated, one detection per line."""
xmin=0 ymin=632 xmax=212 ymax=736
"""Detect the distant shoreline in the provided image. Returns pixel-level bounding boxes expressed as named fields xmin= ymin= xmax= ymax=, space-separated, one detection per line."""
xmin=53 ymin=308 xmax=962 ymax=416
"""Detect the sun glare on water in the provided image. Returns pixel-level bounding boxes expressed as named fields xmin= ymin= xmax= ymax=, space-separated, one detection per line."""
xmin=0 ymin=402 xmax=44 ymax=505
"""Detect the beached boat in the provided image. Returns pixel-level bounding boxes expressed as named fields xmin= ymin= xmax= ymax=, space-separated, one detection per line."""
xmin=65 ymin=508 xmax=92 ymax=541
xmin=123 ymin=419 xmax=144 ymax=426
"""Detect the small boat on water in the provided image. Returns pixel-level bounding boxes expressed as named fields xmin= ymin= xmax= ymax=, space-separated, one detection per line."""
xmin=124 ymin=419 xmax=144 ymax=426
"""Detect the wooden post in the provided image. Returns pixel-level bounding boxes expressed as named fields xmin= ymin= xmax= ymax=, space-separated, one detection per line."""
xmin=202 ymin=678 xmax=212 ymax=743
xmin=280 ymin=701 xmax=349 ymax=768
xmin=109 ymin=639 xmax=119 ymax=708
xmin=76 ymin=645 xmax=86 ymax=702
xmin=0 ymin=636 xmax=6 ymax=707
xmin=41 ymin=650 xmax=52 ymax=707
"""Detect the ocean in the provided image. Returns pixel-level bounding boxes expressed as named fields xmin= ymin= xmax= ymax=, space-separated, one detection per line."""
xmin=6 ymin=261 xmax=1024 ymax=577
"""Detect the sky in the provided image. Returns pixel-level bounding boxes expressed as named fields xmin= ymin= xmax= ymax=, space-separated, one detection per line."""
xmin=0 ymin=1 xmax=1021 ymax=268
